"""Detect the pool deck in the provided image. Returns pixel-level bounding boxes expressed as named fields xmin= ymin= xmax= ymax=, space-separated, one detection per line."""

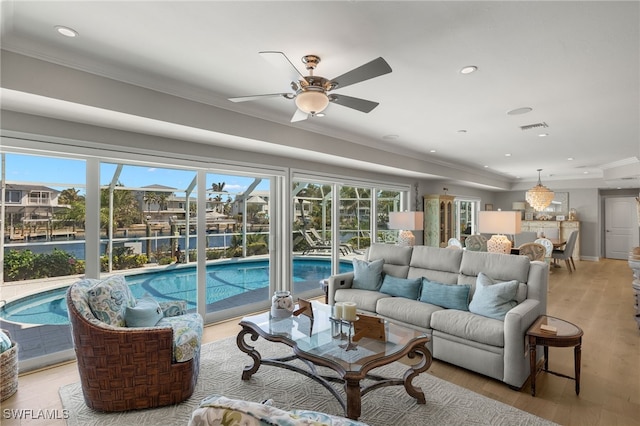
xmin=1 ymin=251 xmax=362 ymax=368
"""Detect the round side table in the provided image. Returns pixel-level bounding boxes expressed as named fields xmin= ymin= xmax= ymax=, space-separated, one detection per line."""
xmin=526 ymin=315 xmax=583 ymax=397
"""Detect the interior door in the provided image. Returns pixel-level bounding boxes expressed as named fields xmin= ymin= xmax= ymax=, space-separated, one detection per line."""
xmin=605 ymin=196 xmax=640 ymax=259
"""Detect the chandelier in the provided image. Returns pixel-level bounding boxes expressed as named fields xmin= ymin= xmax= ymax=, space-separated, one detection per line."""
xmin=526 ymin=169 xmax=555 ymax=211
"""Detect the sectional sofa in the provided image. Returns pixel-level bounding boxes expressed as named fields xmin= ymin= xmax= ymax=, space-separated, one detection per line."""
xmin=327 ymin=243 xmax=548 ymax=389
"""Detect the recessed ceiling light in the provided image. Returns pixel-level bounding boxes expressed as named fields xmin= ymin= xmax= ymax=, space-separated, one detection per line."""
xmin=538 ymin=133 xmax=549 ymax=137
xmin=460 ymin=66 xmax=478 ymax=74
xmin=567 ymin=157 xmax=574 ymax=161
xmin=429 ymin=149 xmax=436 ymax=153
xmin=505 ymin=153 xmax=511 ymax=157
xmin=382 ymin=134 xmax=399 ymax=140
xmin=584 ymin=171 xmax=589 ymax=174
xmin=55 ymin=25 xmax=78 ymax=37
xmin=507 ymin=107 xmax=533 ymax=115
xmin=483 ymin=165 xmax=489 ymax=168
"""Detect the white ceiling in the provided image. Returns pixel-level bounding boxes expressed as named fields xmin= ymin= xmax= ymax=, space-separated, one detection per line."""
xmin=1 ymin=1 xmax=639 ymax=189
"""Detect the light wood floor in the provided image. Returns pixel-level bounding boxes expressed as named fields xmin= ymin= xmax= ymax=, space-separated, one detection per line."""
xmin=2 ymin=258 xmax=638 ymax=425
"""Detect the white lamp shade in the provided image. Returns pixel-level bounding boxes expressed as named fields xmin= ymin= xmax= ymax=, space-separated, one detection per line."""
xmin=478 ymin=211 xmax=522 ymax=235
xmin=388 ymin=211 xmax=424 ymax=231
xmin=295 ymin=90 xmax=329 ymax=114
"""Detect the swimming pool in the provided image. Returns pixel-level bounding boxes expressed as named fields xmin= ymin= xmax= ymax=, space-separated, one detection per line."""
xmin=0 ymin=258 xmax=353 ymax=325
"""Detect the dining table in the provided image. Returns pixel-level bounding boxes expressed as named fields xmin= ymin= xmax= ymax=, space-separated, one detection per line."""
xmin=548 ymin=238 xmax=566 ymax=249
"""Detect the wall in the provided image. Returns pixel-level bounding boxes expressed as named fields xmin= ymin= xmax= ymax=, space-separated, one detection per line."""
xmin=492 ymin=187 xmax=640 ymax=260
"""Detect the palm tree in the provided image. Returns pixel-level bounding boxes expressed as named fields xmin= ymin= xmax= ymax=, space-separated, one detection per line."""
xmin=143 ymin=191 xmax=159 ymax=214
xmin=211 ymin=182 xmax=226 ymax=193
xmin=156 ymin=192 xmax=169 ymax=213
xmin=58 ymin=188 xmax=82 ymax=205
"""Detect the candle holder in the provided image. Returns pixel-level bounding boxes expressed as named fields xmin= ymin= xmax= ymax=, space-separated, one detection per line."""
xmin=330 ymin=316 xmax=348 ymax=340
xmin=330 ymin=317 xmax=359 ymax=351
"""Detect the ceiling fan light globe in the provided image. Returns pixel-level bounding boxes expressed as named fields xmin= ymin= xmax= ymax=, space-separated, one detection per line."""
xmin=295 ymin=90 xmax=329 ymax=114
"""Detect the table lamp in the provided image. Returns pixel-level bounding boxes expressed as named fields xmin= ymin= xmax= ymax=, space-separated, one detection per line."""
xmin=388 ymin=211 xmax=424 ymax=246
xmin=478 ymin=211 xmax=522 ymax=254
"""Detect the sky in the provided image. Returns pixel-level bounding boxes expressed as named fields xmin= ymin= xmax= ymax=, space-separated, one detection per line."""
xmin=3 ymin=153 xmax=271 ymax=195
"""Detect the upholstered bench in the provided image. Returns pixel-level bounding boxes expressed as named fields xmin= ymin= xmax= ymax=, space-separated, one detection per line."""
xmin=189 ymin=394 xmax=370 ymax=426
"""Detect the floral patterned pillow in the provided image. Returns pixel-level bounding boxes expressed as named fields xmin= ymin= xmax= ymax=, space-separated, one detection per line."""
xmin=189 ymin=394 xmax=370 ymax=426
xmin=87 ymin=275 xmax=136 ymax=327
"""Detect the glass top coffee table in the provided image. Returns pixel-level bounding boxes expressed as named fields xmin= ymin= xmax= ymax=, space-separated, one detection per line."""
xmin=236 ymin=300 xmax=431 ymax=420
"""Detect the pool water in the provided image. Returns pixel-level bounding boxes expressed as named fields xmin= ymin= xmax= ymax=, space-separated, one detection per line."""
xmin=0 ymin=258 xmax=352 ymax=325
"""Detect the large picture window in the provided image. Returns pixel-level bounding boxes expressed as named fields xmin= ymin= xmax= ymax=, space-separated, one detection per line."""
xmin=1 ymin=147 xmax=409 ymax=368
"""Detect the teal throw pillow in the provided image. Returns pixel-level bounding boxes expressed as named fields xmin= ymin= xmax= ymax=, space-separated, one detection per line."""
xmin=379 ymin=275 xmax=422 ymax=299
xmin=125 ymin=294 xmax=163 ymax=327
xmin=352 ymin=258 xmax=384 ymax=291
xmin=0 ymin=330 xmax=12 ymax=353
xmin=469 ymin=272 xmax=519 ymax=320
xmin=420 ymin=279 xmax=470 ymax=311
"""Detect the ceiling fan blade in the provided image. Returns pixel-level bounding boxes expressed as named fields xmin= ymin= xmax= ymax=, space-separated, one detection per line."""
xmin=330 ymin=94 xmax=379 ymax=113
xmin=228 ymin=93 xmax=290 ymax=103
xmin=329 ymin=57 xmax=392 ymax=90
xmin=290 ymin=108 xmax=309 ymax=122
xmin=259 ymin=51 xmax=305 ymax=81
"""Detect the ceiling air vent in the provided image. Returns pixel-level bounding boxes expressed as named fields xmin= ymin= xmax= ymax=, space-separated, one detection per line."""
xmin=520 ymin=122 xmax=549 ymax=131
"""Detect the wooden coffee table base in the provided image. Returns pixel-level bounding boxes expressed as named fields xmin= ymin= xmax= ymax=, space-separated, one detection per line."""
xmin=237 ymin=326 xmax=432 ymax=420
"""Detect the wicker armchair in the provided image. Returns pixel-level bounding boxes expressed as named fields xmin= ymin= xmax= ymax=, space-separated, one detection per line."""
xmin=66 ymin=277 xmax=202 ymax=412
xmin=464 ymin=234 xmax=488 ymax=251
xmin=518 ymin=242 xmax=547 ymax=262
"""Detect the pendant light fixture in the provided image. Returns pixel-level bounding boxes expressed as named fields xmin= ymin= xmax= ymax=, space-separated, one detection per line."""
xmin=526 ymin=169 xmax=555 ymax=211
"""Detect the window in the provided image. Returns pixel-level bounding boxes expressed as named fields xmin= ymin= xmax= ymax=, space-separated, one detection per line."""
xmin=5 ymin=190 xmax=21 ymax=203
xmin=455 ymin=198 xmax=480 ymax=244
xmin=29 ymin=191 xmax=50 ymax=205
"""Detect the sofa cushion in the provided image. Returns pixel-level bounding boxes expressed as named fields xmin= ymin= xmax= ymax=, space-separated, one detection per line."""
xmin=459 ymin=250 xmax=530 ymax=287
xmin=419 ymin=279 xmax=470 ymax=311
xmin=367 ymin=243 xmax=412 ymax=278
xmin=468 ymin=273 xmax=519 ymax=320
xmin=379 ymin=275 xmax=422 ymax=299
xmin=125 ymin=294 xmax=163 ymax=327
xmin=431 ymin=309 xmax=505 ymax=347
xmin=352 ymin=258 xmax=384 ymax=291
xmin=334 ymin=288 xmax=391 ymax=313
xmin=408 ymin=245 xmax=463 ymax=284
xmin=157 ymin=313 xmax=203 ymax=362
xmin=87 ymin=275 xmax=136 ymax=327
xmin=376 ymin=297 xmax=444 ymax=330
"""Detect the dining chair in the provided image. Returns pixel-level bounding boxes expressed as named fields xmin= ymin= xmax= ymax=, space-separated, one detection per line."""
xmin=551 ymin=230 xmax=578 ymax=272
xmin=518 ymin=242 xmax=547 ymax=262
xmin=464 ymin=235 xmax=487 ymax=251
xmin=447 ymin=237 xmax=463 ymax=248
xmin=534 ymin=238 xmax=554 ymax=265
xmin=541 ymin=228 xmax=559 ymax=239
xmin=514 ymin=232 xmax=537 ymax=248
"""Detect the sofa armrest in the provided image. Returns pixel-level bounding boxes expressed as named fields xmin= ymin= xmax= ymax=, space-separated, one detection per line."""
xmin=503 ymin=299 xmax=544 ymax=387
xmin=327 ymin=272 xmax=354 ymax=305
xmin=159 ymin=300 xmax=187 ymax=317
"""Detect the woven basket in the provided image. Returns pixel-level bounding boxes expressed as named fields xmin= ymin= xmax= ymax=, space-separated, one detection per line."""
xmin=0 ymin=330 xmax=18 ymax=402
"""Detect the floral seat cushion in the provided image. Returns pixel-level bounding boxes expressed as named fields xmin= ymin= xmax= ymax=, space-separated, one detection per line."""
xmin=157 ymin=313 xmax=203 ymax=362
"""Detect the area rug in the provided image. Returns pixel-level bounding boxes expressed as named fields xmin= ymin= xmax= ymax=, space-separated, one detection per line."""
xmin=59 ymin=336 xmax=557 ymax=426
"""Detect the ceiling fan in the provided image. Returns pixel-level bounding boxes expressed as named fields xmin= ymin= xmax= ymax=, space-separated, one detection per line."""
xmin=228 ymin=51 xmax=392 ymax=122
